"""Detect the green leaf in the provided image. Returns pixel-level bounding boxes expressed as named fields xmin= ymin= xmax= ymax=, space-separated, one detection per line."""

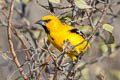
xmin=93 ymin=16 xmax=99 ymax=26
xmin=100 ymin=41 xmax=108 ymax=53
xmin=59 ymin=12 xmax=72 ymax=22
xmin=23 ymin=0 xmax=33 ymax=5
xmin=78 ymin=25 xmax=92 ymax=33
xmin=103 ymin=24 xmax=114 ymax=33
xmin=60 ymin=16 xmax=72 ymax=22
xmin=74 ymin=0 xmax=92 ymax=9
xmin=19 ymin=33 xmax=25 ymax=40
xmin=33 ymin=31 xmax=41 ymax=39
xmin=49 ymin=0 xmax=60 ymax=4
xmin=106 ymin=32 xmax=115 ymax=44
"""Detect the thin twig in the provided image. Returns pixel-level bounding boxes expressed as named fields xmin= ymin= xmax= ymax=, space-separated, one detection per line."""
xmin=85 ymin=10 xmax=94 ymax=30
xmin=0 ymin=10 xmax=8 ymax=19
xmin=72 ymin=3 xmax=110 ymax=49
xmin=87 ymin=4 xmax=110 ymax=42
xmin=36 ymin=0 xmax=71 ymax=10
xmin=36 ymin=56 xmax=51 ymax=80
xmin=11 ymin=24 xmax=31 ymax=61
xmin=1 ymin=53 xmax=13 ymax=61
xmin=7 ymin=68 xmax=20 ymax=80
xmin=7 ymin=0 xmax=28 ymax=79
xmin=0 ymin=10 xmax=31 ymax=64
xmin=65 ymin=3 xmax=110 ymax=79
xmin=43 ymin=39 xmax=57 ymax=67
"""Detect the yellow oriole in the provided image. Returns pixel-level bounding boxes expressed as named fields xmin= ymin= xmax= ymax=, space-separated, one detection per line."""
xmin=36 ymin=15 xmax=90 ymax=60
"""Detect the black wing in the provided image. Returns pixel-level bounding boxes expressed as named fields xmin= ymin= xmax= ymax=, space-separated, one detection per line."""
xmin=70 ymin=28 xmax=86 ymax=38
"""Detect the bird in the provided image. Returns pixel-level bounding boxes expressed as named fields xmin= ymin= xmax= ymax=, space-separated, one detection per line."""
xmin=36 ymin=15 xmax=90 ymax=61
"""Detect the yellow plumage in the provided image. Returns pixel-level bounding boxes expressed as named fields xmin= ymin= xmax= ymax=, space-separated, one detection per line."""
xmin=36 ymin=15 xmax=90 ymax=60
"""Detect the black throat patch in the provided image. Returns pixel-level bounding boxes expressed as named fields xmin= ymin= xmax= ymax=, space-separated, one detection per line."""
xmin=42 ymin=25 xmax=50 ymax=34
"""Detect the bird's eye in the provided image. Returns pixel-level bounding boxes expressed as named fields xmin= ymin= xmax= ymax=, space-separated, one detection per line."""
xmin=43 ymin=19 xmax=51 ymax=23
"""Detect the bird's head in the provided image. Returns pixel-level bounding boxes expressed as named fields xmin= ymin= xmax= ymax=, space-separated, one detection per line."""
xmin=36 ymin=15 xmax=62 ymax=34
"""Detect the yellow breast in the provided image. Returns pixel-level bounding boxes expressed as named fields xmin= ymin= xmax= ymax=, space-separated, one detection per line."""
xmin=47 ymin=28 xmax=90 ymax=60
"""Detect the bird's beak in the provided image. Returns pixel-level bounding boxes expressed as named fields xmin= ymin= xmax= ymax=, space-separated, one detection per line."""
xmin=35 ymin=20 xmax=50 ymax=34
xmin=35 ymin=20 xmax=45 ymax=26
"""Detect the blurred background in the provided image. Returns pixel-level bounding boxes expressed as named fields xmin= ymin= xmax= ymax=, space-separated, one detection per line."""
xmin=0 ymin=0 xmax=120 ymax=80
